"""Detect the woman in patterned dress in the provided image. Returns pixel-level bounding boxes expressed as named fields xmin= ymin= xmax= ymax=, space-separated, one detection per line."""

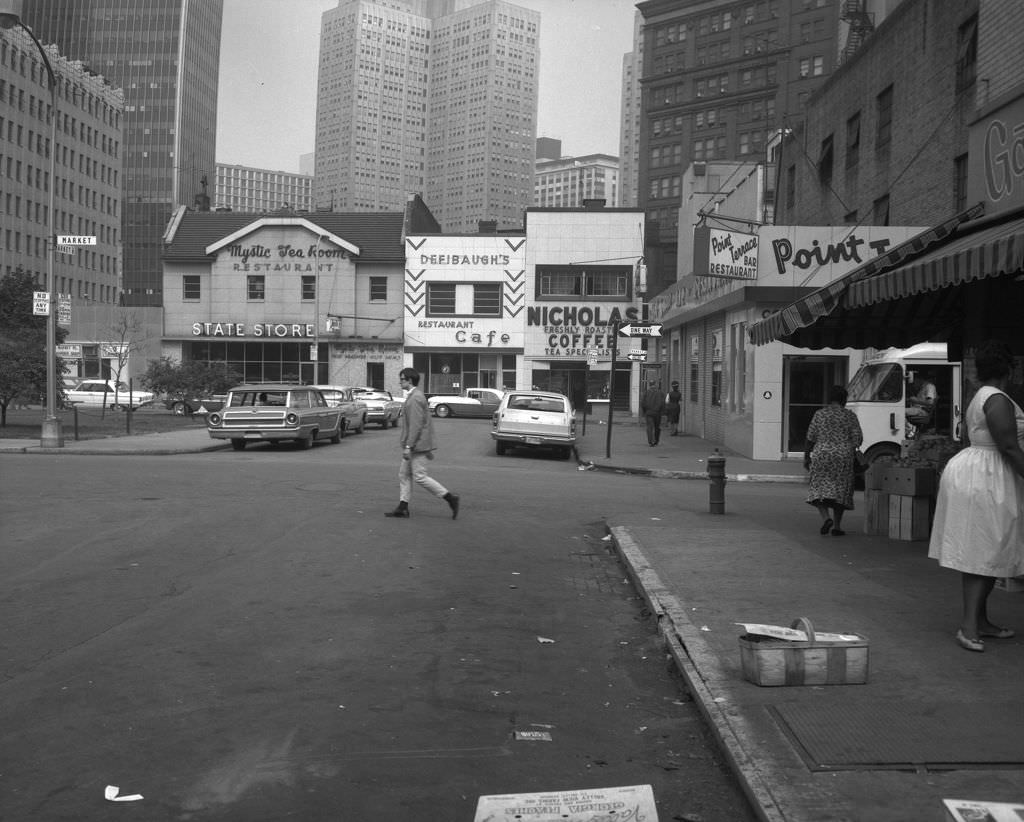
xmin=928 ymin=340 xmax=1024 ymax=652
xmin=803 ymin=385 xmax=863 ymax=536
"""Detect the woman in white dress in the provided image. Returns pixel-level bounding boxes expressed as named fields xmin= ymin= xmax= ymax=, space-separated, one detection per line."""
xmin=928 ymin=340 xmax=1024 ymax=652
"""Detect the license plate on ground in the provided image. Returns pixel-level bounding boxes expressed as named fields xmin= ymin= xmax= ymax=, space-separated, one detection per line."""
xmin=525 ymin=436 xmax=542 ymax=445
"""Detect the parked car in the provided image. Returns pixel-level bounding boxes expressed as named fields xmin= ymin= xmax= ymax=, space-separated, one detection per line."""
xmin=353 ymin=387 xmax=403 ymax=428
xmin=164 ymin=394 xmax=226 ymax=415
xmin=310 ymin=385 xmax=368 ymax=435
xmin=491 ymin=390 xmax=576 ymax=459
xmin=65 ymin=379 xmax=155 ymax=410
xmin=206 ymin=384 xmax=343 ymax=450
xmin=427 ymin=387 xmax=504 ymax=418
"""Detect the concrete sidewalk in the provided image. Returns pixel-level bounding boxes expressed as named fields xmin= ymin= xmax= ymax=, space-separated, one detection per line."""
xmin=3 ymin=419 xmax=1023 ymax=821
xmin=572 ymin=421 xmax=1024 ymax=822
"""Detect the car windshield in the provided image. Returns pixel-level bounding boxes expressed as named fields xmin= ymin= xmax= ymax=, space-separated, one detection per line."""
xmin=847 ymin=363 xmax=904 ymax=402
xmin=507 ymin=395 xmax=566 ymax=413
xmin=228 ymin=390 xmax=289 ymax=407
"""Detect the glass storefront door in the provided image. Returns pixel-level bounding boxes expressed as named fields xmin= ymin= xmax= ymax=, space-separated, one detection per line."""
xmin=784 ymin=355 xmax=847 ymax=453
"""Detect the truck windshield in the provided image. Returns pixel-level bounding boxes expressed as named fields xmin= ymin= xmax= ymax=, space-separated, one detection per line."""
xmin=847 ymin=363 xmax=904 ymax=402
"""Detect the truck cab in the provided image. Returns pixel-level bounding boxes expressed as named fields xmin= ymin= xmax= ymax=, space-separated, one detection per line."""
xmin=846 ymin=342 xmax=961 ymax=464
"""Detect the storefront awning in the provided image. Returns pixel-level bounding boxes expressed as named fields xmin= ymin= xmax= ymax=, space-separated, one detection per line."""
xmin=845 ymin=213 xmax=1024 ymax=308
xmin=748 ymin=204 xmax=984 ymax=346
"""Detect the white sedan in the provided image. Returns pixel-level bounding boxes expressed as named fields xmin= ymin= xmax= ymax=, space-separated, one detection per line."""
xmin=491 ymin=390 xmax=576 ymax=460
xmin=427 ymin=388 xmax=505 ymax=418
xmin=65 ymin=380 xmax=155 ymax=410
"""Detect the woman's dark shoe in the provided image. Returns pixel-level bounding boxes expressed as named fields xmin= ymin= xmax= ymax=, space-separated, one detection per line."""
xmin=831 ymin=528 xmax=846 ymax=536
xmin=385 ymin=502 xmax=410 ymax=518
xmin=820 ymin=518 xmax=834 ymax=535
xmin=956 ymin=629 xmax=984 ymax=652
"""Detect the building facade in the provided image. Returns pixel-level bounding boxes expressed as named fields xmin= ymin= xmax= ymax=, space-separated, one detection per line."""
xmin=21 ymin=0 xmax=224 ymax=307
xmin=160 ymin=197 xmax=441 ymax=388
xmin=314 ymin=0 xmax=539 ymax=232
xmin=534 ymin=154 xmax=620 ymax=208
xmin=634 ymin=0 xmax=872 ymax=299
xmin=214 ymin=163 xmax=314 ymax=214
xmin=403 ymin=203 xmax=647 ymax=412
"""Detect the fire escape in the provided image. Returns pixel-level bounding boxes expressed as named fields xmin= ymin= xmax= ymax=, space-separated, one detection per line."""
xmin=840 ymin=0 xmax=875 ymax=64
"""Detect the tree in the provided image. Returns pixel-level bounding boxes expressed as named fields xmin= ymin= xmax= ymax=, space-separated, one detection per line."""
xmin=99 ymin=311 xmax=153 ymax=413
xmin=0 ymin=269 xmax=67 ymax=427
xmin=140 ymin=357 xmax=242 ymax=412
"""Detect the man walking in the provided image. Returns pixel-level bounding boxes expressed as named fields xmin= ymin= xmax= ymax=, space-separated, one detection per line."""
xmin=385 ymin=367 xmax=460 ymax=519
xmin=666 ymin=381 xmax=682 ymax=436
xmin=640 ymin=380 xmax=666 ymax=446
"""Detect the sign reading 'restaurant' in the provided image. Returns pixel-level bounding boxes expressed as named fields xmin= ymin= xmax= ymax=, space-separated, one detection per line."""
xmin=692 ymin=225 xmax=758 ymax=280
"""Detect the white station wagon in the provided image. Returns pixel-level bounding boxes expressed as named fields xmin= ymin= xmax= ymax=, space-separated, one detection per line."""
xmin=491 ymin=390 xmax=576 ymax=460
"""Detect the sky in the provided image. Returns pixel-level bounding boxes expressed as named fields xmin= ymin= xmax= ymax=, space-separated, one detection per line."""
xmin=215 ymin=0 xmax=639 ymax=174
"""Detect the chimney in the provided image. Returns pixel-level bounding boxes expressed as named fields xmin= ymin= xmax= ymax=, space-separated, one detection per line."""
xmin=582 ymin=199 xmax=606 ymax=210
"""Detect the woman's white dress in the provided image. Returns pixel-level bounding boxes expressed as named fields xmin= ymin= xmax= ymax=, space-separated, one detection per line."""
xmin=928 ymin=386 xmax=1024 ymax=577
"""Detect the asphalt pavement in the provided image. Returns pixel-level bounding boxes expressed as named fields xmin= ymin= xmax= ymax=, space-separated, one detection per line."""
xmin=2 ymin=418 xmax=1022 ymax=822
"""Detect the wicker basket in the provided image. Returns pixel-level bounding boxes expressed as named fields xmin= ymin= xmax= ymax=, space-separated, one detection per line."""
xmin=738 ymin=617 xmax=869 ymax=687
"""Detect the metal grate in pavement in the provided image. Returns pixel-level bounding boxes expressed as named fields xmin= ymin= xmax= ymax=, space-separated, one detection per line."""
xmin=769 ymin=702 xmax=1024 ymax=771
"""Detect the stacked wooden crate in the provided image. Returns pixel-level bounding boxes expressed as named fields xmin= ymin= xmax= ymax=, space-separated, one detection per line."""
xmin=864 ymin=464 xmax=937 ymax=541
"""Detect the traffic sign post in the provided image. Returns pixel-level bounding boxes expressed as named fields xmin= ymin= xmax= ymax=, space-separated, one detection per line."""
xmin=33 ymin=291 xmax=50 ymax=316
xmin=618 ymin=323 xmax=663 ymax=338
xmin=605 ymin=322 xmax=619 ymax=459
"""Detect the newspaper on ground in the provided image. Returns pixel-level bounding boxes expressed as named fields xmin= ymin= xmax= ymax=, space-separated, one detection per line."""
xmin=474 ymin=784 xmax=657 ymax=822
xmin=735 ymin=622 xmax=863 ymax=642
xmin=943 ymin=798 xmax=1024 ymax=821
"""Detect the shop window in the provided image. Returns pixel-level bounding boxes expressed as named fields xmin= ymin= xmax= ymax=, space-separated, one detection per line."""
xmin=426 ymin=282 xmax=456 ymax=315
xmin=301 ymin=275 xmax=316 ymax=301
xmin=710 ymin=329 xmax=723 ymax=407
xmin=688 ymin=335 xmax=699 ymax=402
xmin=845 ymin=112 xmax=860 ymax=169
xmin=729 ymin=322 xmax=746 ymax=413
xmin=369 ymin=276 xmax=387 ymax=302
xmin=247 ymin=275 xmax=265 ymax=301
xmin=536 ymin=266 xmax=630 ymax=300
xmin=182 ymin=275 xmax=200 ymax=301
xmin=875 ymin=85 xmax=892 ymax=148
xmin=473 ymin=283 xmax=501 ymax=315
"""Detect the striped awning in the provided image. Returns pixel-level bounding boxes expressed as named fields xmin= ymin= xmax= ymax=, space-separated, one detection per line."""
xmin=748 ymin=204 xmax=985 ymax=346
xmin=846 ymin=213 xmax=1024 ymax=308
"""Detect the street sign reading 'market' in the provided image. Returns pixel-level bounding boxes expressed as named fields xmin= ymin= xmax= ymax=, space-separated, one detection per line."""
xmin=57 ymin=235 xmax=97 ymax=245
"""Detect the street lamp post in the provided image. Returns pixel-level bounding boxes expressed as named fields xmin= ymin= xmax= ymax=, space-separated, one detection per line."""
xmin=1 ymin=2 xmax=63 ymax=446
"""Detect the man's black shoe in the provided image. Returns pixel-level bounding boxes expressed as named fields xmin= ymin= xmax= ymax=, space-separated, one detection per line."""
xmin=385 ymin=503 xmax=410 ymax=518
xmin=444 ymin=493 xmax=460 ymax=520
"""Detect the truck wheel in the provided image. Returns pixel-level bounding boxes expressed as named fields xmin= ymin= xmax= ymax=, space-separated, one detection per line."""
xmin=231 ymin=439 xmax=246 ymax=451
xmin=435 ymin=404 xmax=451 ymax=418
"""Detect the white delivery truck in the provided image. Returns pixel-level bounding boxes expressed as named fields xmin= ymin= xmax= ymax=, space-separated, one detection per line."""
xmin=845 ymin=342 xmax=961 ymax=464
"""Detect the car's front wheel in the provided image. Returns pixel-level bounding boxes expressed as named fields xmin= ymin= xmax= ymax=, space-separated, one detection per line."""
xmin=170 ymin=400 xmax=187 ymax=416
xmin=495 ymin=440 xmax=507 ymax=455
xmin=435 ymin=404 xmax=451 ymax=418
xmin=298 ymin=433 xmax=314 ymax=449
xmin=356 ymin=415 xmax=366 ymax=434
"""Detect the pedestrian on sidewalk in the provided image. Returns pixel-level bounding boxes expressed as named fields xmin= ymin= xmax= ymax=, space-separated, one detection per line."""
xmin=640 ymin=380 xmax=666 ymax=446
xmin=928 ymin=340 xmax=1024 ymax=652
xmin=385 ymin=367 xmax=460 ymax=520
xmin=803 ymin=385 xmax=863 ymax=536
xmin=666 ymin=381 xmax=682 ymax=436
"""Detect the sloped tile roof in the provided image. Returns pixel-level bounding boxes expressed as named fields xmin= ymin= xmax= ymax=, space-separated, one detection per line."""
xmin=163 ymin=211 xmax=409 ymax=264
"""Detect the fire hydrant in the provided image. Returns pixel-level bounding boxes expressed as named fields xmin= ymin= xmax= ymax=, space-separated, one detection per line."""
xmin=707 ymin=449 xmax=726 ymax=514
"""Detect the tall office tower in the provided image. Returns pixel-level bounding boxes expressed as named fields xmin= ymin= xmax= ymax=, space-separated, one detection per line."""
xmin=315 ymin=0 xmax=539 ymax=232
xmin=20 ymin=0 xmax=224 ymax=306
xmin=635 ymin=0 xmax=860 ymax=297
xmin=534 ymin=154 xmax=619 ymax=208
xmin=618 ymin=11 xmax=644 ymax=208
xmin=0 ymin=25 xmax=124 ymax=304
xmin=214 ymin=164 xmax=314 ymax=213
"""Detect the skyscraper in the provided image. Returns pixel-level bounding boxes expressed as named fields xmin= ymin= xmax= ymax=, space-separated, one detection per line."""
xmin=314 ymin=0 xmax=539 ymax=232
xmin=20 ymin=0 xmax=224 ymax=306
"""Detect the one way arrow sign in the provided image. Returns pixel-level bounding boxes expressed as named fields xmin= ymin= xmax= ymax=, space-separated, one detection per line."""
xmin=618 ymin=323 xmax=663 ymax=337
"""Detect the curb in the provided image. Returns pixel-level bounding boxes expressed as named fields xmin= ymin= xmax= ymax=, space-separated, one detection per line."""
xmin=576 ymin=457 xmax=807 ymax=485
